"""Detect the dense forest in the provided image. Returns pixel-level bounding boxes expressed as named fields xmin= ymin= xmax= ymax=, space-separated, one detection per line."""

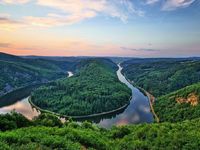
xmin=1 ymin=112 xmax=200 ymax=150
xmin=122 ymin=58 xmax=200 ymax=97
xmin=1 ymin=53 xmax=200 ymax=149
xmin=154 ymin=82 xmax=200 ymax=122
xmin=0 ymin=53 xmax=82 ymax=97
xmin=122 ymin=58 xmax=200 ymax=123
xmin=31 ymin=59 xmax=131 ymax=116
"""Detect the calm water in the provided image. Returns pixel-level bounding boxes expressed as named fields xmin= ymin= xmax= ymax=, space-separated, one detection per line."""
xmin=0 ymin=66 xmax=153 ymax=128
xmin=0 ymin=97 xmax=40 ymax=120
xmin=94 ymin=65 xmax=154 ymax=128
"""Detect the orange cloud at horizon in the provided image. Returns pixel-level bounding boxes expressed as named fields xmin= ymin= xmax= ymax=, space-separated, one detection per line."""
xmin=0 ymin=42 xmax=141 ymax=57
xmin=0 ymin=29 xmax=144 ymax=56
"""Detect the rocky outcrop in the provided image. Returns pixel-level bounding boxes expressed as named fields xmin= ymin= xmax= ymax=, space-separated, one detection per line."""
xmin=176 ymin=93 xmax=199 ymax=106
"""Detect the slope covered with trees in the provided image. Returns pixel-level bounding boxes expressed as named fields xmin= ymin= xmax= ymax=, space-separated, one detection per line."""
xmin=0 ymin=52 xmax=80 ymax=97
xmin=122 ymin=58 xmax=200 ymax=97
xmin=31 ymin=59 xmax=131 ymax=116
xmin=1 ymin=57 xmax=200 ymax=149
xmin=1 ymin=112 xmax=200 ymax=150
xmin=154 ymin=82 xmax=200 ymax=122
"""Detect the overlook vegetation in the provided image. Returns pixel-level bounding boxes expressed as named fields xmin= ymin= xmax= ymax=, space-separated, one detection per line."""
xmin=122 ymin=58 xmax=200 ymax=97
xmin=1 ymin=112 xmax=200 ymax=150
xmin=31 ymin=59 xmax=131 ymax=116
xmin=154 ymin=82 xmax=200 ymax=122
xmin=0 ymin=52 xmax=81 ymax=97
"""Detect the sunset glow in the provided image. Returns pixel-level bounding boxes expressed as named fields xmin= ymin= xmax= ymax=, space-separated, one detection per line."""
xmin=0 ymin=0 xmax=199 ymax=57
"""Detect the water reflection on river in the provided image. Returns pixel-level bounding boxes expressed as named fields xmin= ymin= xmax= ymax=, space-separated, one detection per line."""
xmin=67 ymin=71 xmax=73 ymax=77
xmin=0 ymin=97 xmax=40 ymax=119
xmin=82 ymin=65 xmax=154 ymax=128
xmin=0 ymin=66 xmax=153 ymax=128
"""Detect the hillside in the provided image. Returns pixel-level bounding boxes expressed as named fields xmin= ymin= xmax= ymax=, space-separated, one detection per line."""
xmin=154 ymin=82 xmax=200 ymax=122
xmin=0 ymin=53 xmax=80 ymax=97
xmin=1 ymin=112 xmax=200 ymax=150
xmin=122 ymin=58 xmax=200 ymax=97
xmin=31 ymin=59 xmax=131 ymax=116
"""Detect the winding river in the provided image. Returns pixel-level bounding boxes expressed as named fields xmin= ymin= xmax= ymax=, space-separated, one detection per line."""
xmin=0 ymin=67 xmax=153 ymax=128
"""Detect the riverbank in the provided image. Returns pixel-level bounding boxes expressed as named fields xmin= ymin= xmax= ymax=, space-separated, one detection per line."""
xmin=121 ymin=71 xmax=159 ymax=123
xmin=28 ymin=96 xmax=132 ymax=119
xmin=136 ymin=87 xmax=159 ymax=123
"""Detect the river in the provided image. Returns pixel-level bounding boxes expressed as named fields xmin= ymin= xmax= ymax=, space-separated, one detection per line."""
xmin=0 ymin=67 xmax=153 ymax=128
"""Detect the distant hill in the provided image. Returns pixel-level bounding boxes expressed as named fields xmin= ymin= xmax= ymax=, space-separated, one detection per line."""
xmin=0 ymin=52 xmax=24 ymax=62
xmin=122 ymin=58 xmax=200 ymax=97
xmin=22 ymin=55 xmax=86 ymax=62
xmin=31 ymin=58 xmax=131 ymax=116
xmin=154 ymin=82 xmax=200 ymax=122
xmin=0 ymin=52 xmax=81 ymax=97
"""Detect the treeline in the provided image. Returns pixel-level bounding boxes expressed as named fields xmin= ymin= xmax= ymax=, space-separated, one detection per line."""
xmin=31 ymin=59 xmax=131 ymax=116
xmin=1 ymin=112 xmax=200 ymax=149
xmin=154 ymin=82 xmax=200 ymax=122
xmin=122 ymin=58 xmax=200 ymax=97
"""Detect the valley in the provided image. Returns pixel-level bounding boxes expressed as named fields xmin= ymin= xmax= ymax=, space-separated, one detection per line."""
xmin=0 ymin=56 xmax=153 ymax=128
xmin=0 ymin=53 xmax=200 ymax=149
xmin=1 ymin=1 xmax=199 ymax=149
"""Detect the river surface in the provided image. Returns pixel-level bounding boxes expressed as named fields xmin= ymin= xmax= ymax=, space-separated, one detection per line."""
xmin=67 ymin=71 xmax=73 ymax=77
xmin=0 ymin=66 xmax=153 ymax=128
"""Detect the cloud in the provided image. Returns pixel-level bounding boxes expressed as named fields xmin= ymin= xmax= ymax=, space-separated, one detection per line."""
xmin=121 ymin=47 xmax=159 ymax=52
xmin=0 ymin=0 xmax=144 ymax=28
xmin=145 ymin=0 xmax=160 ymax=5
xmin=25 ymin=0 xmax=144 ymax=27
xmin=162 ymin=0 xmax=196 ymax=11
xmin=119 ymin=0 xmax=145 ymax=17
xmin=0 ymin=0 xmax=30 ymax=4
xmin=0 ymin=42 xmax=11 ymax=48
xmin=0 ymin=15 xmax=25 ymax=30
xmin=144 ymin=0 xmax=196 ymax=10
xmin=0 ymin=0 xmax=196 ymax=29
xmin=0 ymin=17 xmax=19 ymax=24
xmin=23 ymin=11 xmax=97 ymax=27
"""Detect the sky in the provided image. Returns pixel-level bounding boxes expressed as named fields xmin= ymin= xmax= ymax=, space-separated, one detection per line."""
xmin=0 ymin=0 xmax=200 ymax=57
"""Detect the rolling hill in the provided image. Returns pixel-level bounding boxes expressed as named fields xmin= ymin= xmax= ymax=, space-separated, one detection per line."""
xmin=154 ymin=82 xmax=200 ymax=122
xmin=122 ymin=58 xmax=200 ymax=97
xmin=31 ymin=58 xmax=131 ymax=116
xmin=0 ymin=52 xmax=81 ymax=97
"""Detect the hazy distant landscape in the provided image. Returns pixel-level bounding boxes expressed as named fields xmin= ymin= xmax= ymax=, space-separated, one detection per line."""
xmin=0 ymin=0 xmax=200 ymax=149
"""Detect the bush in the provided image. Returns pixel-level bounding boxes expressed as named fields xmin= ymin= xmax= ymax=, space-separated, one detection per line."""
xmin=33 ymin=113 xmax=62 ymax=127
xmin=0 ymin=112 xmax=32 ymax=131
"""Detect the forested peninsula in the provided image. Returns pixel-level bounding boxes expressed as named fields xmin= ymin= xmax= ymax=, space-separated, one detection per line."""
xmin=31 ymin=59 xmax=131 ymax=116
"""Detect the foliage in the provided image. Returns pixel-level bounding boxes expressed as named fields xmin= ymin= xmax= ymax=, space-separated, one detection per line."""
xmin=154 ymin=82 xmax=200 ymax=122
xmin=122 ymin=58 xmax=200 ymax=97
xmin=33 ymin=113 xmax=63 ymax=127
xmin=0 ymin=52 xmax=80 ymax=96
xmin=2 ymin=54 xmax=200 ymax=149
xmin=1 ymin=113 xmax=200 ymax=149
xmin=0 ymin=112 xmax=32 ymax=131
xmin=31 ymin=59 xmax=131 ymax=116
